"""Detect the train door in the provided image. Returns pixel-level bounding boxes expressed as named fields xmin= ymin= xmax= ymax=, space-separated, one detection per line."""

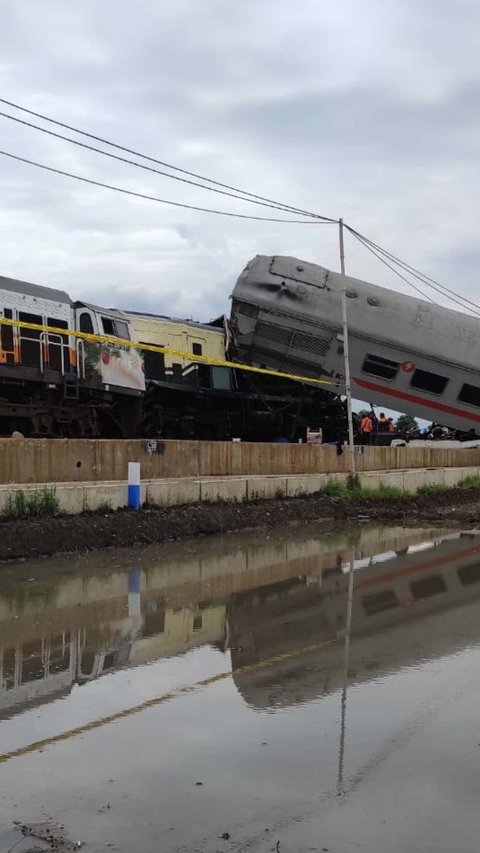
xmin=76 ymin=307 xmax=98 ymax=336
xmin=18 ymin=310 xmax=43 ymax=367
xmin=0 ymin=308 xmax=15 ymax=365
xmin=188 ymin=334 xmax=210 ymax=388
xmin=46 ymin=317 xmax=70 ymax=373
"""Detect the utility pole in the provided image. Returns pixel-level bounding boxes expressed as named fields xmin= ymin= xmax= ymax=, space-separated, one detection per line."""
xmin=339 ymin=218 xmax=356 ymax=475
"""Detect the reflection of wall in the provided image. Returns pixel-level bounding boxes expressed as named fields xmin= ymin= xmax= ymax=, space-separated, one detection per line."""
xmin=0 ymin=525 xmax=464 ymax=718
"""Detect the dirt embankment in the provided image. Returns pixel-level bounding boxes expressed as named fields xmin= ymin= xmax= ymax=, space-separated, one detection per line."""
xmin=0 ymin=486 xmax=479 ymax=562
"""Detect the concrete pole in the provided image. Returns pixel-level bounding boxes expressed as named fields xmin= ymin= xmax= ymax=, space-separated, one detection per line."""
xmin=339 ymin=218 xmax=356 ymax=475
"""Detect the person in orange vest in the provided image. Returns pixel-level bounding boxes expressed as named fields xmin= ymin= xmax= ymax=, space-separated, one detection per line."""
xmin=378 ymin=412 xmax=389 ymax=432
xmin=360 ymin=412 xmax=374 ymax=444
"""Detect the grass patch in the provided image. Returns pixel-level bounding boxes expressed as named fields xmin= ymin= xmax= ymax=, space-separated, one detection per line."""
xmin=417 ymin=483 xmax=446 ymax=495
xmin=457 ymin=474 xmax=480 ymax=489
xmin=322 ymin=480 xmax=348 ymax=497
xmin=319 ymin=479 xmax=403 ymax=500
xmin=359 ymin=485 xmax=403 ymax=499
xmin=4 ymin=487 xmax=59 ymax=519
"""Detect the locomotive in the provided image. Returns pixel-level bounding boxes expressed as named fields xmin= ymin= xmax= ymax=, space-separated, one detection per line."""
xmin=229 ymin=255 xmax=480 ymax=435
xmin=0 ymin=272 xmax=345 ymax=440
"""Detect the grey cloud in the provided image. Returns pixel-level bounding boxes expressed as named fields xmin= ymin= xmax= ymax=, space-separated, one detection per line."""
xmin=0 ymin=0 xmax=480 ymax=321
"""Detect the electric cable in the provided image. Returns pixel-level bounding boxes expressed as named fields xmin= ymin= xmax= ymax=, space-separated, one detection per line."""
xmin=0 ymin=96 xmax=337 ymax=222
xmin=349 ymin=229 xmax=437 ymax=304
xmin=346 ymin=225 xmax=480 ymax=316
xmin=0 ymin=149 xmax=333 ymax=224
xmin=0 ymin=109 xmax=331 ymax=220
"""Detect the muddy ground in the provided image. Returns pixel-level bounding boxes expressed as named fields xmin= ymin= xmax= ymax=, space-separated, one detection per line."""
xmin=0 ymin=485 xmax=479 ymax=562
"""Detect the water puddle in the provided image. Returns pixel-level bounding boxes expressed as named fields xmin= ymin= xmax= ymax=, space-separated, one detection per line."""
xmin=1 ymin=522 xmax=479 ymax=852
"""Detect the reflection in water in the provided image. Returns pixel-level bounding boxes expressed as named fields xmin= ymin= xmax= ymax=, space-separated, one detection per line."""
xmin=1 ymin=523 xmax=480 ymax=726
xmin=337 ymin=550 xmax=354 ymax=796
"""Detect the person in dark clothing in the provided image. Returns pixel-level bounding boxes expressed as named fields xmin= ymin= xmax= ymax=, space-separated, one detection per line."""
xmin=378 ymin=412 xmax=389 ymax=432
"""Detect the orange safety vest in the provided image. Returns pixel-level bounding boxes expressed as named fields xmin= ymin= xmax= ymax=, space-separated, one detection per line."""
xmin=361 ymin=416 xmax=373 ymax=433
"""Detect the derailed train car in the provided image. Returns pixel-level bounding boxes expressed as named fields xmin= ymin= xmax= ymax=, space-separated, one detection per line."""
xmin=229 ymin=255 xmax=480 ymax=435
xmin=0 ymin=272 xmax=345 ymax=439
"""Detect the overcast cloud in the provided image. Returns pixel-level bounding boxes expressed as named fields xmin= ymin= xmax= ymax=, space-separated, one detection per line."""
xmin=0 ymin=0 xmax=479 ymax=324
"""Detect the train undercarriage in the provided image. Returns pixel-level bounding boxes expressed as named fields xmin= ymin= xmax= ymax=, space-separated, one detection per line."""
xmin=0 ymin=368 xmax=346 ymax=441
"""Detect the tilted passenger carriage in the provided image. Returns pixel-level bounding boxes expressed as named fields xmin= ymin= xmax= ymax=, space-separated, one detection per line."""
xmin=229 ymin=255 xmax=480 ymax=435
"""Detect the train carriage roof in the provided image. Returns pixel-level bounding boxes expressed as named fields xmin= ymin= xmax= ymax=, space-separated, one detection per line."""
xmin=126 ymin=309 xmax=225 ymax=333
xmin=0 ymin=274 xmax=71 ymax=304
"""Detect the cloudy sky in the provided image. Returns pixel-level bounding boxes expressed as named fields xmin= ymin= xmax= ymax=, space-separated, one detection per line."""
xmin=0 ymin=0 xmax=479 ymax=328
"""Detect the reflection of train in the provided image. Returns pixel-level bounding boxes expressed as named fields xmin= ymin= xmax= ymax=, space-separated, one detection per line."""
xmin=230 ymin=255 xmax=480 ymax=434
xmin=0 ymin=273 xmax=344 ymax=439
xmin=230 ymin=531 xmax=480 ymax=709
xmin=3 ymin=525 xmax=479 ymax=719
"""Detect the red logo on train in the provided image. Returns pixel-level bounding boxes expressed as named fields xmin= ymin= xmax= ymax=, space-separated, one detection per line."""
xmin=402 ymin=361 xmax=415 ymax=373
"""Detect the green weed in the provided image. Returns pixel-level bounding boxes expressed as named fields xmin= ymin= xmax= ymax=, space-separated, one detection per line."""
xmin=322 ymin=480 xmax=348 ymax=497
xmin=417 ymin=483 xmax=445 ymax=495
xmin=359 ymin=485 xmax=403 ymax=499
xmin=457 ymin=474 xmax=480 ymax=489
xmin=346 ymin=473 xmax=361 ymax=492
xmin=4 ymin=487 xmax=59 ymax=519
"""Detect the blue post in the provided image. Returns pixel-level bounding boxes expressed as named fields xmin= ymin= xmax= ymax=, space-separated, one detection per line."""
xmin=128 ymin=461 xmax=141 ymax=510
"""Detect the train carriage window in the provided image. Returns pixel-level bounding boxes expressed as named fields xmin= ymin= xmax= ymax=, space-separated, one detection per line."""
xmin=79 ymin=312 xmax=94 ymax=334
xmin=212 ymin=366 xmax=232 ymax=390
xmin=101 ymin=317 xmax=115 ymax=335
xmin=410 ymin=369 xmax=448 ymax=395
xmin=114 ymin=319 xmax=130 ymax=341
xmin=362 ymin=353 xmax=399 ymax=380
xmin=101 ymin=316 xmax=129 ymax=340
xmin=410 ymin=574 xmax=446 ymax=600
xmin=458 ymin=563 xmax=480 ymax=586
xmin=363 ymin=589 xmax=398 ymax=616
xmin=458 ymin=383 xmax=480 ymax=407
xmin=192 ymin=342 xmax=202 ymax=356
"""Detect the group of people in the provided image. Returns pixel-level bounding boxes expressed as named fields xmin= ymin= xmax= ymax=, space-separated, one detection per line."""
xmin=360 ymin=411 xmax=394 ymax=444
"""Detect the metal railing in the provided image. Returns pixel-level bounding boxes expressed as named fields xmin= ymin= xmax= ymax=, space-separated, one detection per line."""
xmin=76 ymin=338 xmax=86 ymax=379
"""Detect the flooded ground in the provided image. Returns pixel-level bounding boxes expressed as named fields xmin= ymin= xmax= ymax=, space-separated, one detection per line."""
xmin=1 ymin=522 xmax=480 ymax=852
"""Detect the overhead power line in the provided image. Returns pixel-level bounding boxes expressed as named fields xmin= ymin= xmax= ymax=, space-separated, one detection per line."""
xmin=349 ymin=229 xmax=436 ymax=304
xmin=0 ymin=96 xmax=337 ymax=222
xmin=346 ymin=225 xmax=480 ymax=318
xmin=0 ymin=109 xmax=330 ymax=220
xmin=0 ymin=148 xmax=334 ymax=224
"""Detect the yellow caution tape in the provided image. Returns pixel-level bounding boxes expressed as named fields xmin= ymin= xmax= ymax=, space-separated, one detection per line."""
xmin=0 ymin=315 xmax=340 ymax=388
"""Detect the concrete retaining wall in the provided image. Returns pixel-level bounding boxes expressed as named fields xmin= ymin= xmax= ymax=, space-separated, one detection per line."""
xmin=0 ymin=466 xmax=478 ymax=515
xmin=1 ymin=438 xmax=480 ymax=485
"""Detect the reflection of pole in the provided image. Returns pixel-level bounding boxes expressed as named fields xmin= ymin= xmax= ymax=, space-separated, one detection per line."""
xmin=337 ymin=550 xmax=355 ymax=795
xmin=339 ymin=219 xmax=356 ymax=475
xmin=128 ymin=569 xmax=142 ymax=617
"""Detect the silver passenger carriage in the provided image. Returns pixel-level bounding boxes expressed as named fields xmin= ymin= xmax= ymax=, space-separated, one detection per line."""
xmin=229 ymin=255 xmax=480 ymax=434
